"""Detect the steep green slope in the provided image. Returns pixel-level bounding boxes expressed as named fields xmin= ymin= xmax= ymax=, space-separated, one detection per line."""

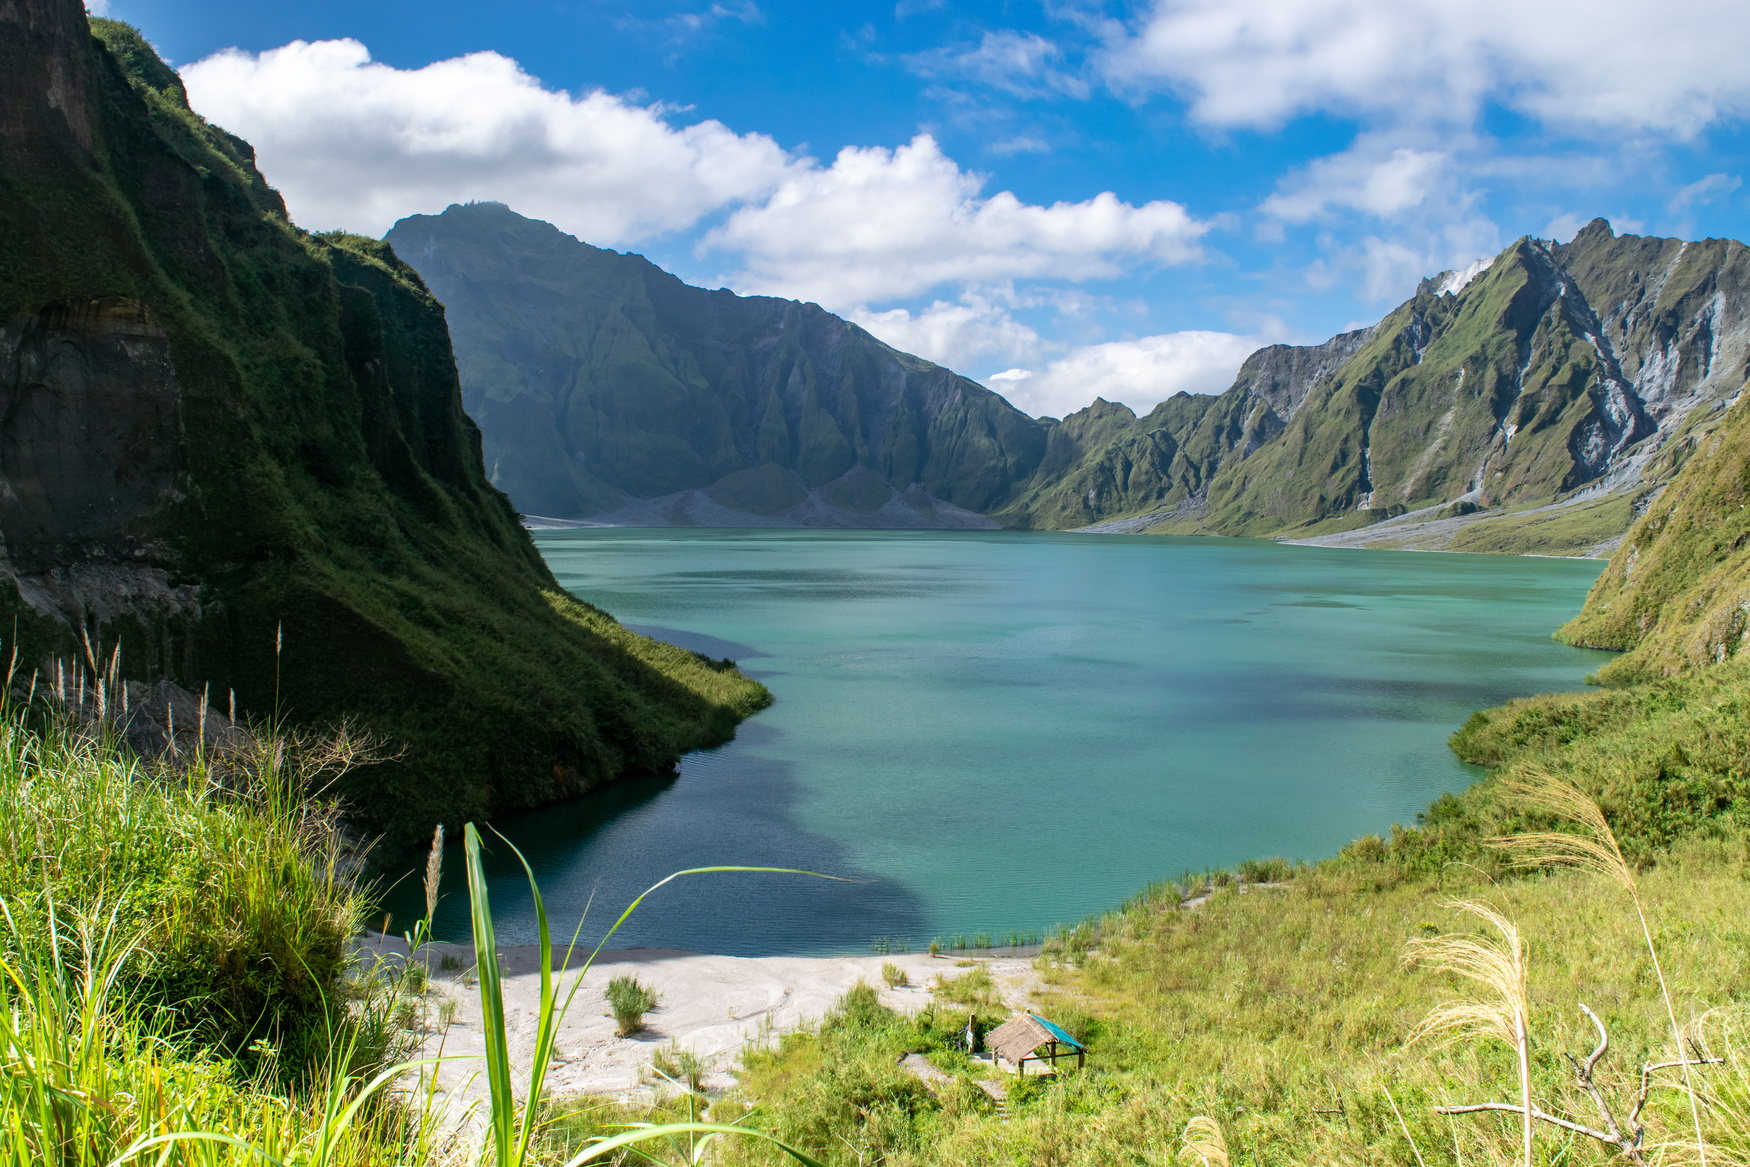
xmin=1556 ymin=380 xmax=1750 ymax=680
xmin=0 ymin=5 xmax=767 ymax=852
xmin=386 ymin=203 xmax=1046 ymax=525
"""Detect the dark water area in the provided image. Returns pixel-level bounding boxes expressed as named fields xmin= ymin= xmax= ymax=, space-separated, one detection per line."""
xmin=382 ymin=530 xmax=1613 ymax=956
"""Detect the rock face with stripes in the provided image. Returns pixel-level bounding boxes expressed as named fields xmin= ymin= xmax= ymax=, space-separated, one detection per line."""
xmin=1010 ymin=220 xmax=1750 ymax=536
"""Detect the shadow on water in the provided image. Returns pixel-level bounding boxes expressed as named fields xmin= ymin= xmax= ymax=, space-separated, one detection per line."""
xmin=376 ymin=721 xmax=930 ymax=956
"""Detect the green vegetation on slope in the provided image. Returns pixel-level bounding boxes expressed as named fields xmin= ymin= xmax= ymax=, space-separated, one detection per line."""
xmin=0 ymin=8 xmax=767 ymax=854
xmin=1559 ymin=380 xmax=1750 ymax=679
xmin=407 ymin=207 xmax=1750 ymax=550
xmin=0 ymin=695 xmax=370 ymax=1080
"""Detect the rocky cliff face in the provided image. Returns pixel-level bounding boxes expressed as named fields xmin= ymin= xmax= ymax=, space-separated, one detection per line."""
xmin=0 ymin=4 xmax=768 ymax=852
xmin=1557 ymin=382 xmax=1750 ymax=681
xmin=386 ymin=203 xmax=1046 ymax=526
xmin=1021 ymin=221 xmax=1749 ymax=545
xmin=414 ymin=203 xmax=1745 ymax=548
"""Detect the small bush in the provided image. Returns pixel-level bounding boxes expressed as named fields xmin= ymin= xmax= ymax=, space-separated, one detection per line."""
xmin=606 ymin=975 xmax=657 ymax=1037
xmin=881 ymin=961 xmax=909 ymax=988
xmin=1237 ymin=856 xmax=1293 ymax=883
xmin=651 ymin=1041 xmax=708 ymax=1092
xmin=825 ymin=981 xmax=894 ymax=1032
xmin=931 ymin=965 xmax=1001 ymax=1012
xmin=938 ymin=1075 xmax=994 ymax=1118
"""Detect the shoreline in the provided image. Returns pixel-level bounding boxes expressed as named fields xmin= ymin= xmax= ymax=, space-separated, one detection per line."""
xmin=353 ymin=934 xmax=1039 ymax=1115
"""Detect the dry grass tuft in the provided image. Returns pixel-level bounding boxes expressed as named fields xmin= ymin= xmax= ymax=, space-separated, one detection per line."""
xmin=1178 ymin=1115 xmax=1230 ymax=1167
xmin=1488 ymin=768 xmax=1709 ymax=1166
xmin=1407 ymin=900 xmax=1533 ymax=1167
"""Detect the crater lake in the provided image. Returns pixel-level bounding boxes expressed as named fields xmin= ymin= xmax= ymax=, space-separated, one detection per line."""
xmin=389 ymin=529 xmax=1613 ymax=955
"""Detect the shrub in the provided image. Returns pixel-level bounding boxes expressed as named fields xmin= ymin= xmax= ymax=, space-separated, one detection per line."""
xmin=825 ymin=981 xmax=894 ymax=1033
xmin=881 ymin=962 xmax=909 ymax=989
xmin=1237 ymin=856 xmax=1293 ymax=883
xmin=651 ymin=1041 xmax=708 ymax=1092
xmin=606 ymin=975 xmax=657 ymax=1037
xmin=0 ymin=689 xmax=368 ymax=1078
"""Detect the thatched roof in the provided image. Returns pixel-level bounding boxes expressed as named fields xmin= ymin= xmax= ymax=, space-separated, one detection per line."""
xmin=986 ymin=1013 xmax=1082 ymax=1064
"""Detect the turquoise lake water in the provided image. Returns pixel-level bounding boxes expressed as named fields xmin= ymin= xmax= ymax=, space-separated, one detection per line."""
xmin=392 ymin=529 xmax=1614 ymax=955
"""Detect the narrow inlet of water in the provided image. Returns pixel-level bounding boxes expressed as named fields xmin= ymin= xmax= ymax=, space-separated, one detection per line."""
xmin=386 ymin=530 xmax=1613 ymax=955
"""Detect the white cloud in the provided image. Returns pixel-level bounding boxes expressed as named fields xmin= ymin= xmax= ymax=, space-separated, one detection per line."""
xmin=1099 ymin=0 xmax=1750 ymax=136
xmin=986 ymin=329 xmax=1278 ymax=418
xmin=703 ymin=134 xmax=1209 ymax=307
xmin=84 ymin=0 xmax=110 ymax=14
xmin=1260 ymin=147 xmax=1446 ymax=223
xmin=906 ymin=30 xmax=1090 ymax=99
xmin=1669 ymin=172 xmax=1743 ymax=213
xmin=852 ymin=295 xmax=1045 ymax=369
xmin=180 ymin=39 xmax=796 ymax=240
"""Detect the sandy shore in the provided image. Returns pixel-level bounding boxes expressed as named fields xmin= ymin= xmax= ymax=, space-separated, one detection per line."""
xmin=353 ymin=934 xmax=1040 ymax=1125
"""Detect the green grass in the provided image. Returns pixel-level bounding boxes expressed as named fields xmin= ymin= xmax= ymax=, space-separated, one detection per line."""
xmin=0 ymin=682 xmax=831 ymax=1165
xmin=0 ymin=694 xmax=367 ymax=1075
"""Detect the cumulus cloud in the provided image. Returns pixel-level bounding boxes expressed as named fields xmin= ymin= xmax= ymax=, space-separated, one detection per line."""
xmin=1260 ymin=147 xmax=1446 ymax=223
xmin=852 ymin=295 xmax=1045 ymax=370
xmin=1099 ymin=0 xmax=1750 ymax=136
xmin=703 ymin=134 xmax=1208 ymax=307
xmin=180 ymin=39 xmax=796 ymax=239
xmin=982 ymin=329 xmax=1278 ymax=419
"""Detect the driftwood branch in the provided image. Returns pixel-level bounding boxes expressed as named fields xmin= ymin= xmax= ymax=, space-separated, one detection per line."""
xmin=1436 ymin=1002 xmax=1726 ymax=1166
xmin=1631 ymin=1054 xmax=1725 ymax=1131
xmin=1433 ymin=1102 xmax=1623 ymax=1146
xmin=1566 ymin=1003 xmax=1637 ymax=1160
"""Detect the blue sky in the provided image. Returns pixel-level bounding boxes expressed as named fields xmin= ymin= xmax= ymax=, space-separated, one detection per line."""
xmin=100 ymin=0 xmax=1750 ymax=418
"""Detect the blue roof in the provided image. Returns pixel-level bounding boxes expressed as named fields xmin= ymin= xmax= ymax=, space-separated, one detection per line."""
xmin=1029 ymin=1014 xmax=1083 ymax=1049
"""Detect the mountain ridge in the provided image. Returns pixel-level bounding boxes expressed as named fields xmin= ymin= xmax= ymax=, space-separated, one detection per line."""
xmin=386 ymin=202 xmax=1047 ymax=528
xmin=393 ymin=204 xmax=1749 ymax=558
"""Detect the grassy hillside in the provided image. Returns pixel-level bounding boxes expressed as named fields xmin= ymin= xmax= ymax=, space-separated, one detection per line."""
xmin=0 ymin=8 xmax=767 ymax=853
xmin=1558 ymin=380 xmax=1750 ymax=680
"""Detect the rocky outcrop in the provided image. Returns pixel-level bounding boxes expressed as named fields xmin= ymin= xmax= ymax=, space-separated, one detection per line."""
xmin=386 ymin=202 xmax=1047 ymax=525
xmin=0 ymin=296 xmax=185 ymax=569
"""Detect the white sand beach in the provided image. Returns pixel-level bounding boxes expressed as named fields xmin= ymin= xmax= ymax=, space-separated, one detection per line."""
xmin=353 ymin=934 xmax=1042 ymax=1127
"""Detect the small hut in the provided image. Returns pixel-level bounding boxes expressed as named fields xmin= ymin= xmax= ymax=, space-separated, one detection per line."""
xmin=985 ymin=1013 xmax=1084 ymax=1075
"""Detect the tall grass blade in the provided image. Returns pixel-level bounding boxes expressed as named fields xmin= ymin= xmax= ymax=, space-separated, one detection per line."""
xmin=465 ymin=823 xmax=518 ymax=1167
xmin=463 ymin=821 xmax=841 ymax=1167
